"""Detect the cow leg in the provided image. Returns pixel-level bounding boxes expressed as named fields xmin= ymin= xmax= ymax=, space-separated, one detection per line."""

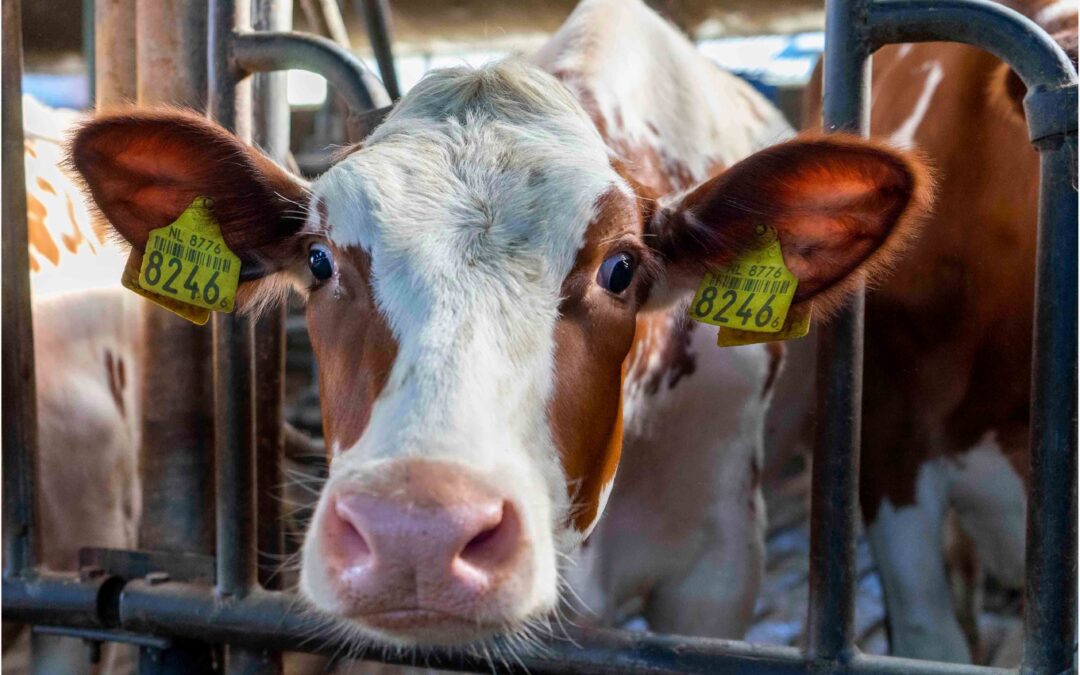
xmin=865 ymin=459 xmax=972 ymax=663
xmin=948 ymin=429 xmax=1027 ymax=591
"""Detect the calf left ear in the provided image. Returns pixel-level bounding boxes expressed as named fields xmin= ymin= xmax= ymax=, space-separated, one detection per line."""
xmin=646 ymin=135 xmax=933 ymax=315
xmin=69 ymin=108 xmax=310 ymax=311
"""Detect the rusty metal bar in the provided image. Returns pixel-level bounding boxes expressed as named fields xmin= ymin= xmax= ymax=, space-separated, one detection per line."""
xmin=252 ymin=0 xmax=291 ymax=607
xmin=135 ymin=1 xmax=216 ymax=672
xmin=209 ymin=1 xmax=268 ymax=671
xmin=357 ymin=0 xmax=401 ymax=100
xmin=94 ymin=0 xmax=136 ymax=108
xmin=299 ymin=0 xmax=352 ymax=48
xmin=2 ymin=0 xmax=41 ymax=582
xmin=134 ymin=0 xmax=216 ymax=561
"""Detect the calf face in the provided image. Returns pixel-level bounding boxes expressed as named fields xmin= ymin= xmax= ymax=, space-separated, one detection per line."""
xmin=71 ymin=60 xmax=930 ymax=648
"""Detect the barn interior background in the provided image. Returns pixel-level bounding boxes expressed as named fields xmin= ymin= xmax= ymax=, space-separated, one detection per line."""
xmin=7 ymin=0 xmax=1053 ymax=672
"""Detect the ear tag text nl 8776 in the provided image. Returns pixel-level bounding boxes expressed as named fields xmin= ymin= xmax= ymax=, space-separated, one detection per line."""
xmin=686 ymin=224 xmax=811 ymax=347
xmin=120 ymin=197 xmax=240 ymax=325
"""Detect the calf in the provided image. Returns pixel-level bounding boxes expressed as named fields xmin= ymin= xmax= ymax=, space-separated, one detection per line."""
xmin=71 ymin=0 xmax=930 ymax=654
xmin=805 ymin=0 xmax=1076 ymax=663
xmin=4 ymin=96 xmax=142 ymax=675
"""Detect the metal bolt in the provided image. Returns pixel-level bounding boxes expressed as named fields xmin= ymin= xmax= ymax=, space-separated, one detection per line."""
xmin=146 ymin=571 xmax=170 ymax=585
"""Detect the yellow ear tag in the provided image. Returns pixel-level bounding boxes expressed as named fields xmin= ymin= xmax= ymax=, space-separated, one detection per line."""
xmin=120 ymin=197 xmax=240 ymax=325
xmin=687 ymin=224 xmax=811 ymax=347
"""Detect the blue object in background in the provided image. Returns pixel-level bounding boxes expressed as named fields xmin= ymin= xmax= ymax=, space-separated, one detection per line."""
xmin=23 ymin=73 xmax=90 ymax=110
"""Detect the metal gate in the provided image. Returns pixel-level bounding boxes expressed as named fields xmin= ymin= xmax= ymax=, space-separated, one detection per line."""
xmin=2 ymin=0 xmax=1076 ymax=672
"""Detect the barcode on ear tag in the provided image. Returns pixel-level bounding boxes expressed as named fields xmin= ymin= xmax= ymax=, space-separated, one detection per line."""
xmin=135 ymin=197 xmax=240 ymax=316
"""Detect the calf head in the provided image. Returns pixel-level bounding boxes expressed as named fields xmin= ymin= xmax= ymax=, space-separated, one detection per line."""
xmin=71 ymin=60 xmax=930 ymax=648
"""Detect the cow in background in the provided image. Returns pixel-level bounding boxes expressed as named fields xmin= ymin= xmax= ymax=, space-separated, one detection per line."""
xmin=804 ymin=0 xmax=1077 ymax=663
xmin=71 ymin=0 xmax=931 ymax=657
xmin=2 ymin=96 xmax=141 ymax=675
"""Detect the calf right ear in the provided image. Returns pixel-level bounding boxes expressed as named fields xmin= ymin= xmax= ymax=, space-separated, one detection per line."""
xmin=69 ymin=109 xmax=309 ymax=284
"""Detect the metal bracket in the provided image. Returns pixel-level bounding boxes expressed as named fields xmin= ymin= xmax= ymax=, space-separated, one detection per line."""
xmin=1025 ymin=82 xmax=1079 ymax=144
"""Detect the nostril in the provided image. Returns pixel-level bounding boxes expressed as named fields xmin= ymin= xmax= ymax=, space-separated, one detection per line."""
xmin=326 ymin=496 xmax=372 ymax=569
xmin=463 ymin=523 xmax=500 ymax=556
xmin=459 ymin=500 xmax=521 ymax=568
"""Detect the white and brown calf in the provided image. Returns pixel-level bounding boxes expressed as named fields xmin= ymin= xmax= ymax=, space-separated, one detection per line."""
xmin=70 ymin=0 xmax=931 ymax=653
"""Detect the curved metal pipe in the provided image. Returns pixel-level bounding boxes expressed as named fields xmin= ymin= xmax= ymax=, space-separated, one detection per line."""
xmin=867 ymin=0 xmax=1076 ymax=88
xmin=231 ymin=30 xmax=391 ymax=113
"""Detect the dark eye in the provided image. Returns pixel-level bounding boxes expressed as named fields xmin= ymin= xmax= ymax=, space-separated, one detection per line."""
xmin=597 ymin=252 xmax=636 ymax=295
xmin=308 ymin=244 xmax=334 ymax=282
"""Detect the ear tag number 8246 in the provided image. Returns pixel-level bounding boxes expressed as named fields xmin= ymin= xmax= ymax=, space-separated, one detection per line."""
xmin=688 ymin=224 xmax=808 ymax=346
xmin=137 ymin=197 xmax=240 ymax=314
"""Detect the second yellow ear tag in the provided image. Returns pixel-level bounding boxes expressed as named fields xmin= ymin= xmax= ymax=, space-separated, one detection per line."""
xmin=121 ymin=197 xmax=240 ymax=325
xmin=688 ymin=224 xmax=810 ymax=347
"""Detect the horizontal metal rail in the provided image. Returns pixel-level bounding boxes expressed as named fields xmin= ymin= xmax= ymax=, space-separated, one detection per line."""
xmin=3 ymin=576 xmax=1014 ymax=675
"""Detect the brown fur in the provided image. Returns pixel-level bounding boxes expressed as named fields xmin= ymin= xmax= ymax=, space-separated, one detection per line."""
xmin=651 ymin=134 xmax=934 ymax=319
xmin=550 ymin=188 xmax=653 ymax=531
xmin=803 ymin=0 xmax=1074 ymax=523
xmin=69 ymin=108 xmax=310 ymax=279
xmin=307 ymin=246 xmax=399 ymax=457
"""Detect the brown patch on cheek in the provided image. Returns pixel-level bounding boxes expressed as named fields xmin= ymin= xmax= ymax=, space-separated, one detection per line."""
xmin=548 ymin=189 xmax=642 ymax=533
xmin=307 ymin=246 xmax=398 ymax=460
xmin=551 ymin=313 xmax=629 ymax=533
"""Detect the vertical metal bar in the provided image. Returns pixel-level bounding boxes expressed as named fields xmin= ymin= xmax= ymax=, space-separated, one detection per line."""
xmin=299 ymin=0 xmax=352 ymax=48
xmin=807 ymin=0 xmax=869 ymax=663
xmin=135 ymin=1 xmax=216 ymax=672
xmin=95 ymin=0 xmax=137 ymax=108
xmin=2 ymin=0 xmax=41 ymax=581
xmin=357 ymin=0 xmax=401 ymax=100
xmin=210 ymin=1 xmax=268 ymax=671
xmin=135 ymin=0 xmax=216 ymax=560
xmin=1023 ymin=136 xmax=1078 ymax=675
xmin=252 ymin=0 xmax=291 ymax=611
xmin=82 ymin=0 xmax=95 ymax=104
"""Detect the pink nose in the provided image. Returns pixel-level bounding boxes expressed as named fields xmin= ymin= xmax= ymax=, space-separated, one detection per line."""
xmin=320 ymin=462 xmax=529 ymax=626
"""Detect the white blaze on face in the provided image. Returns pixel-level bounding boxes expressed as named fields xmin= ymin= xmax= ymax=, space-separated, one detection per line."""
xmin=301 ymin=60 xmax=627 ymax=614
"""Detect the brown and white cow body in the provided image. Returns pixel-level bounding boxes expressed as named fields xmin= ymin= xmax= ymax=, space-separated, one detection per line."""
xmin=4 ymin=96 xmax=142 ymax=675
xmin=805 ymin=0 xmax=1076 ymax=663
xmin=71 ymin=0 xmax=930 ymax=656
xmin=535 ymin=0 xmax=791 ymax=636
xmin=24 ymin=95 xmax=143 ymax=576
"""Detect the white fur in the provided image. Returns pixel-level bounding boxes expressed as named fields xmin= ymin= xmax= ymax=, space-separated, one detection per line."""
xmin=1034 ymin=0 xmax=1077 ymax=26
xmin=572 ymin=325 xmax=769 ymax=638
xmin=535 ymin=0 xmax=792 ymax=181
xmin=867 ymin=430 xmax=1027 ymax=663
xmin=888 ymin=61 xmax=944 ymax=150
xmin=301 ymin=60 xmax=625 ymax=623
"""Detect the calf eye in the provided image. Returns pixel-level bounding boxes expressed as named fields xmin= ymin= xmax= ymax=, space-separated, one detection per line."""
xmin=597 ymin=252 xmax=636 ymax=295
xmin=308 ymin=244 xmax=334 ymax=282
